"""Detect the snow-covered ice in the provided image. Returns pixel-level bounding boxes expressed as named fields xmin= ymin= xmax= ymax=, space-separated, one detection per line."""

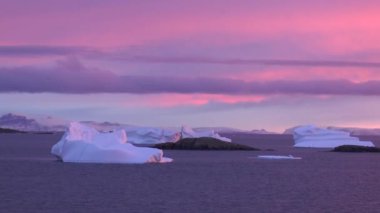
xmin=293 ymin=125 xmax=374 ymax=148
xmin=124 ymin=127 xmax=181 ymax=144
xmin=51 ymin=122 xmax=172 ymax=164
xmin=257 ymin=155 xmax=302 ymax=160
xmin=181 ymin=125 xmax=232 ymax=142
xmin=123 ymin=125 xmax=232 ymax=144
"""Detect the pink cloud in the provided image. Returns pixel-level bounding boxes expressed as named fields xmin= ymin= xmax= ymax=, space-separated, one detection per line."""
xmin=1 ymin=59 xmax=380 ymax=96
xmin=122 ymin=94 xmax=267 ymax=108
xmin=2 ymin=0 xmax=380 ymax=55
xmin=224 ymin=68 xmax=380 ymax=83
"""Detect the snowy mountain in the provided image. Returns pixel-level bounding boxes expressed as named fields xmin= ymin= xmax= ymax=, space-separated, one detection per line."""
xmin=0 ymin=113 xmax=134 ymax=132
xmin=0 ymin=113 xmax=66 ymax=132
xmin=4 ymin=113 xmax=378 ymax=136
xmin=0 ymin=112 xmax=279 ymax=134
xmin=0 ymin=113 xmax=139 ymax=132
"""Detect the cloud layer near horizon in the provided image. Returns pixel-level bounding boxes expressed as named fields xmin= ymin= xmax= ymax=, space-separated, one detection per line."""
xmin=1 ymin=59 xmax=380 ymax=95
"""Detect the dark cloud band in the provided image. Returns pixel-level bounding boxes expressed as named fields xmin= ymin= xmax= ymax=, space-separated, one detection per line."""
xmin=118 ymin=56 xmax=380 ymax=68
xmin=0 ymin=62 xmax=379 ymax=95
xmin=1 ymin=45 xmax=380 ymax=68
xmin=0 ymin=45 xmax=98 ymax=56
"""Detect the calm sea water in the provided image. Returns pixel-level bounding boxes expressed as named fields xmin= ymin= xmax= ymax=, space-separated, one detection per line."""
xmin=0 ymin=133 xmax=380 ymax=213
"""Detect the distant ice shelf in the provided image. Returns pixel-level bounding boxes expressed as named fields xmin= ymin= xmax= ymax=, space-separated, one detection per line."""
xmin=293 ymin=125 xmax=374 ymax=148
xmin=123 ymin=125 xmax=232 ymax=144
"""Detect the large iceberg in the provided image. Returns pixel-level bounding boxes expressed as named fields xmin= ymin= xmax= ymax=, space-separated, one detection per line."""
xmin=181 ymin=125 xmax=232 ymax=143
xmin=51 ymin=122 xmax=173 ymax=164
xmin=293 ymin=125 xmax=374 ymax=148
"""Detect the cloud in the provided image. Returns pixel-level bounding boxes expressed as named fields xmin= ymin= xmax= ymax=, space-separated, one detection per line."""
xmin=0 ymin=45 xmax=98 ymax=56
xmin=1 ymin=59 xmax=380 ymax=95
xmin=2 ymin=0 xmax=380 ymax=50
xmin=112 ymin=55 xmax=380 ymax=68
xmin=2 ymin=44 xmax=380 ymax=69
xmin=120 ymin=94 xmax=266 ymax=108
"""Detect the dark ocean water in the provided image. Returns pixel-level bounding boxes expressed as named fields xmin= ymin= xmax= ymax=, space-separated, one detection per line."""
xmin=0 ymin=133 xmax=380 ymax=213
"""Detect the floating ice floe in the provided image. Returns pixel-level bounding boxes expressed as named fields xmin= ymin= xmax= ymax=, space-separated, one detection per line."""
xmin=181 ymin=125 xmax=232 ymax=143
xmin=293 ymin=125 xmax=374 ymax=148
xmin=51 ymin=122 xmax=173 ymax=164
xmin=257 ymin=155 xmax=302 ymax=160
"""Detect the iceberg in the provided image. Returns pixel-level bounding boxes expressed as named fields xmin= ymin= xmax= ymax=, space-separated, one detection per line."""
xmin=293 ymin=125 xmax=374 ymax=148
xmin=124 ymin=127 xmax=181 ymax=144
xmin=257 ymin=155 xmax=302 ymax=160
xmin=122 ymin=125 xmax=232 ymax=144
xmin=51 ymin=122 xmax=173 ymax=164
xmin=181 ymin=125 xmax=232 ymax=143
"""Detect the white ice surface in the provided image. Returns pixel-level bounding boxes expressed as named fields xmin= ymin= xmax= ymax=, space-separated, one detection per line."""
xmin=51 ymin=122 xmax=173 ymax=164
xmin=122 ymin=125 xmax=232 ymax=144
xmin=257 ymin=155 xmax=302 ymax=160
xmin=124 ymin=127 xmax=181 ymax=144
xmin=181 ymin=125 xmax=232 ymax=142
xmin=293 ymin=125 xmax=374 ymax=148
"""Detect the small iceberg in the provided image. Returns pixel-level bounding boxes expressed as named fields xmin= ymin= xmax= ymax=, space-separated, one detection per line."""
xmin=257 ymin=155 xmax=302 ymax=160
xmin=293 ymin=125 xmax=374 ymax=148
xmin=51 ymin=122 xmax=172 ymax=164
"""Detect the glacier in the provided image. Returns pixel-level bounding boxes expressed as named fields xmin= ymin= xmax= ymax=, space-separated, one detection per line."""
xmin=51 ymin=122 xmax=173 ymax=164
xmin=293 ymin=125 xmax=375 ymax=148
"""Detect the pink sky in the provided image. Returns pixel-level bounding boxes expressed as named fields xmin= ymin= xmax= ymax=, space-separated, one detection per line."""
xmin=1 ymin=0 xmax=380 ymax=131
